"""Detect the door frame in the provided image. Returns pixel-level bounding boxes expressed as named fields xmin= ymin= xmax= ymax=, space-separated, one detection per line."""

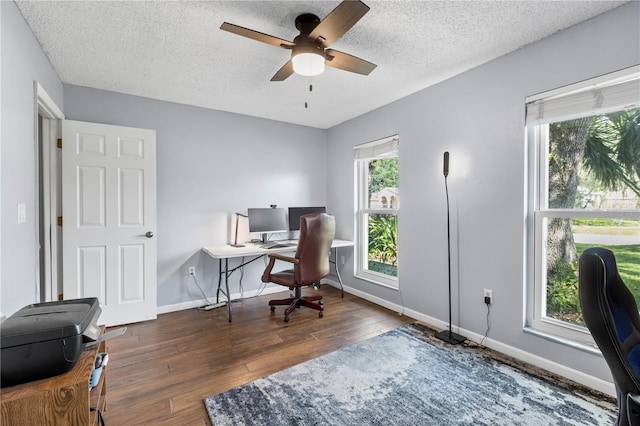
xmin=35 ymin=82 xmax=64 ymax=302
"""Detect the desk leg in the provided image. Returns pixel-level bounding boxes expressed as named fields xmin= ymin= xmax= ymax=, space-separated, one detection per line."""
xmin=216 ymin=258 xmax=233 ymax=322
xmin=224 ymin=258 xmax=232 ymax=322
xmin=333 ymin=248 xmax=344 ymax=298
xmin=216 ymin=259 xmax=222 ymax=304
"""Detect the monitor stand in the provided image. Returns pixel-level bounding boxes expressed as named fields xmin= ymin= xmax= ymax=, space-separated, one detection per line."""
xmin=261 ymin=233 xmax=269 ymax=244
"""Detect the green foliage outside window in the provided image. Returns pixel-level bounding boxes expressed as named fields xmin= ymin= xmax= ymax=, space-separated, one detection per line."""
xmin=366 ymin=157 xmax=398 ymax=277
xmin=368 ymin=214 xmax=398 ymax=276
xmin=547 ymin=243 xmax=640 ymax=326
xmin=369 ymin=158 xmax=398 ymax=195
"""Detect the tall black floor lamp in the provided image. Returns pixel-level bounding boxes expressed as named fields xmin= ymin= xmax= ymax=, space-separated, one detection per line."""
xmin=435 ymin=151 xmax=467 ymax=345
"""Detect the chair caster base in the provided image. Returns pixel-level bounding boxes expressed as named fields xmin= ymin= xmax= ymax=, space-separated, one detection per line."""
xmin=268 ymin=289 xmax=324 ymax=323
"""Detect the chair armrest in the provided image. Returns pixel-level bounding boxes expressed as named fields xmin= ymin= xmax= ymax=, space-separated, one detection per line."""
xmin=268 ymin=253 xmax=299 ymax=264
xmin=261 ymin=253 xmax=299 ymax=282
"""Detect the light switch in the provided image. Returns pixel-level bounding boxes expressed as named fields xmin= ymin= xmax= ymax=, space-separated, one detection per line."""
xmin=17 ymin=203 xmax=26 ymax=224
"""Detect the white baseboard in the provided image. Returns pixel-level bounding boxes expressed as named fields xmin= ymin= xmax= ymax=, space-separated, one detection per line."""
xmin=156 ymin=285 xmax=286 ymax=315
xmin=333 ymin=281 xmax=616 ymax=398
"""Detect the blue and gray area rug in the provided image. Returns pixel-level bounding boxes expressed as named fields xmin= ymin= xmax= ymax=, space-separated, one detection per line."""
xmin=204 ymin=324 xmax=616 ymax=425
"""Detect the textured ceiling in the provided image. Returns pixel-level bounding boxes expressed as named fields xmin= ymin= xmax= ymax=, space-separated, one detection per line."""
xmin=16 ymin=1 xmax=626 ymax=129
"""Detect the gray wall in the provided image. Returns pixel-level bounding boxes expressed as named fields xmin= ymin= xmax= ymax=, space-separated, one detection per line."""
xmin=1 ymin=2 xmax=63 ymax=315
xmin=326 ymin=1 xmax=639 ymax=385
xmin=63 ymin=86 xmax=328 ymax=308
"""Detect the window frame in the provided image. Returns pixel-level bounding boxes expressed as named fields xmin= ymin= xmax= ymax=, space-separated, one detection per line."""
xmin=526 ymin=66 xmax=640 ymax=346
xmin=354 ymin=136 xmax=399 ymax=289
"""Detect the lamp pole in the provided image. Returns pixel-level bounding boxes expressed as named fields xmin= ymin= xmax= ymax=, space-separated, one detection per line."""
xmin=435 ymin=152 xmax=467 ymax=345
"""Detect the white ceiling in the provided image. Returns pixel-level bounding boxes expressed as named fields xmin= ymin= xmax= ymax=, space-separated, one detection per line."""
xmin=16 ymin=1 xmax=626 ymax=129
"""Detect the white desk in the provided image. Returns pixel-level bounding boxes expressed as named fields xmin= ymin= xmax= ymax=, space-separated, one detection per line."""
xmin=202 ymin=239 xmax=354 ymax=322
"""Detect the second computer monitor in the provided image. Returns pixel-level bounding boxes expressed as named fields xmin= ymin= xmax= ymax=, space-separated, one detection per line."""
xmin=288 ymin=206 xmax=327 ymax=231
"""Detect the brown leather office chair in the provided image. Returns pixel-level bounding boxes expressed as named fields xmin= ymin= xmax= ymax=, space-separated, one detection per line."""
xmin=261 ymin=213 xmax=335 ymax=322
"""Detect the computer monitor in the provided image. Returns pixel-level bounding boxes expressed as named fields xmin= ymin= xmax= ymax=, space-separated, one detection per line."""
xmin=288 ymin=206 xmax=327 ymax=231
xmin=247 ymin=208 xmax=288 ymax=243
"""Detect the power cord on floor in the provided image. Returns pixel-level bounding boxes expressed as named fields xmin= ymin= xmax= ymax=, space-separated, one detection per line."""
xmin=189 ymin=274 xmax=217 ymax=308
xmin=479 ymin=303 xmax=491 ymax=347
xmin=193 ymin=255 xmax=271 ymax=309
xmin=238 ymin=257 xmax=245 ymax=299
xmin=235 ymin=257 xmax=269 ymax=299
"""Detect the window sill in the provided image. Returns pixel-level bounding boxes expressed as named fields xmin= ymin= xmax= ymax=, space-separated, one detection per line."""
xmin=354 ymin=273 xmax=399 ymax=290
xmin=523 ymin=326 xmax=602 ymax=356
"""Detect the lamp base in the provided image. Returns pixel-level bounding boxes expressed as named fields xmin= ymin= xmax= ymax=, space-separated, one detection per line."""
xmin=230 ymin=243 xmax=245 ymax=248
xmin=434 ymin=329 xmax=467 ymax=345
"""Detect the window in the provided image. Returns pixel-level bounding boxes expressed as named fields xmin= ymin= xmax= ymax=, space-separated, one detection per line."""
xmin=355 ymin=136 xmax=399 ymax=288
xmin=526 ymin=67 xmax=640 ymax=345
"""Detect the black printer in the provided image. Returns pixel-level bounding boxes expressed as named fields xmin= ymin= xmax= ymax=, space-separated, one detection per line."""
xmin=0 ymin=298 xmax=102 ymax=387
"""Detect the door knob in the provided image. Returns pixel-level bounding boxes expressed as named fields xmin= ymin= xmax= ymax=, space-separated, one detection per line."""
xmin=144 ymin=231 xmax=154 ymax=238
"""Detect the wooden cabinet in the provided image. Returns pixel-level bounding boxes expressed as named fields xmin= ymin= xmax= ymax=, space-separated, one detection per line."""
xmin=1 ymin=333 xmax=107 ymax=425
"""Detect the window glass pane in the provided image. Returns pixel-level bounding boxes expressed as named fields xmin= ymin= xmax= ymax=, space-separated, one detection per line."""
xmin=367 ymin=213 xmax=398 ymax=277
xmin=548 ymin=109 xmax=640 ymax=210
xmin=543 ymin=215 xmax=581 ymax=326
xmin=367 ymin=157 xmax=399 ymax=210
xmin=544 ymin=217 xmax=640 ymax=326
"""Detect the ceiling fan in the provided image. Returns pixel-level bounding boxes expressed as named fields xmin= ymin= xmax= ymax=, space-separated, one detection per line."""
xmin=220 ymin=0 xmax=377 ymax=81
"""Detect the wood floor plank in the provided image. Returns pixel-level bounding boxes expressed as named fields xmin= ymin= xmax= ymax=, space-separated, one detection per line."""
xmin=103 ymin=286 xmax=413 ymax=425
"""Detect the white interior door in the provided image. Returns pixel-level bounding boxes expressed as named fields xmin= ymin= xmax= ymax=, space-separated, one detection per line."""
xmin=62 ymin=120 xmax=157 ymax=326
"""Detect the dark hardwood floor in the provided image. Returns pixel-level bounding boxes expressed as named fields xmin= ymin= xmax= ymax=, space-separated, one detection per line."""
xmin=103 ymin=286 xmax=414 ymax=425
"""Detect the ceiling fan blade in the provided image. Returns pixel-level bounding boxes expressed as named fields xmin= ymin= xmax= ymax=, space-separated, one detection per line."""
xmin=271 ymin=60 xmax=295 ymax=81
xmin=325 ymin=49 xmax=376 ymax=75
xmin=220 ymin=22 xmax=294 ymax=49
xmin=309 ymin=0 xmax=369 ymax=46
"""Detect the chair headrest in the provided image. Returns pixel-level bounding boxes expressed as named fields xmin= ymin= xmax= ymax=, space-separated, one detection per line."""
xmin=583 ymin=247 xmax=618 ymax=287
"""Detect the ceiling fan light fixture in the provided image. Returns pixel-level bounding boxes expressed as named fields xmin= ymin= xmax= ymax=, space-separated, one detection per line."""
xmin=221 ymin=1 xmax=375 ymax=81
xmin=292 ymin=52 xmax=325 ymax=76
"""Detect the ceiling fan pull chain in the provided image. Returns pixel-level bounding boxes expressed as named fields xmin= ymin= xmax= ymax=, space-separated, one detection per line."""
xmin=305 ymin=76 xmax=312 ymax=109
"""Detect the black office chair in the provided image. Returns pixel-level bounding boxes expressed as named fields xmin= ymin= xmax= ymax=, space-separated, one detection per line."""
xmin=261 ymin=213 xmax=335 ymax=322
xmin=579 ymin=247 xmax=640 ymax=426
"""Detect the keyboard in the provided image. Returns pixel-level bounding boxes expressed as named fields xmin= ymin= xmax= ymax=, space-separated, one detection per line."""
xmin=260 ymin=241 xmax=297 ymax=249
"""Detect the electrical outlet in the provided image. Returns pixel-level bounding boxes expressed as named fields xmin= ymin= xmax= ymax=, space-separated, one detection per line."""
xmin=188 ymin=266 xmax=195 ymax=277
xmin=340 ymin=256 xmax=345 ymax=265
xmin=483 ymin=289 xmax=493 ymax=305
